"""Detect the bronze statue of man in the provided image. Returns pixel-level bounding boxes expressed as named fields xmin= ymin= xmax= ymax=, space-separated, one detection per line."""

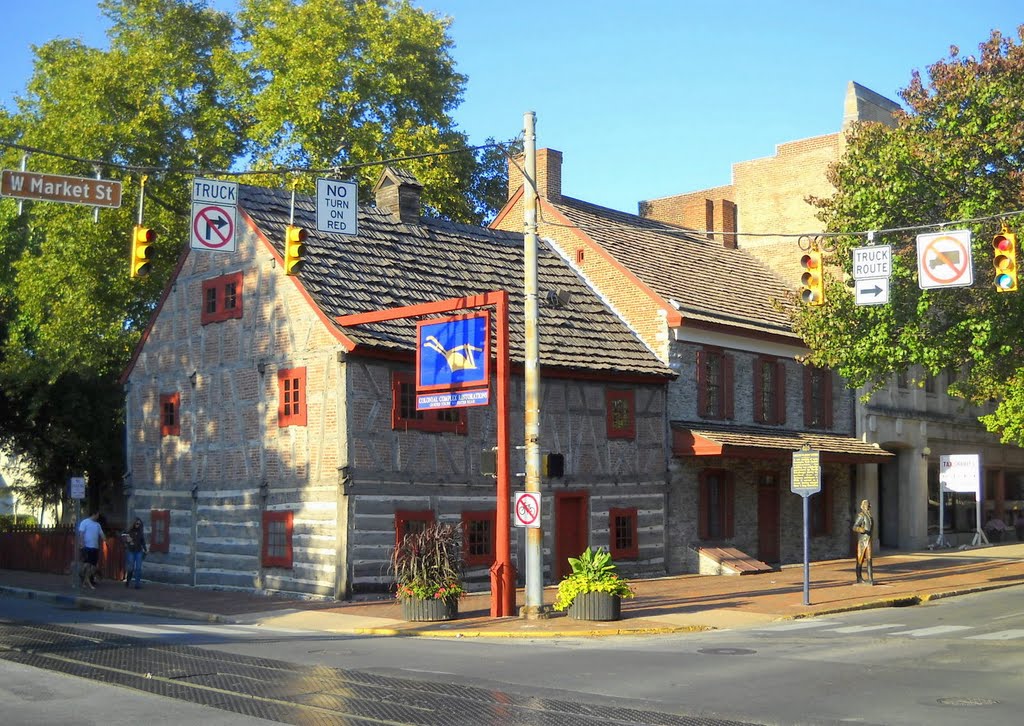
xmin=852 ymin=499 xmax=874 ymax=585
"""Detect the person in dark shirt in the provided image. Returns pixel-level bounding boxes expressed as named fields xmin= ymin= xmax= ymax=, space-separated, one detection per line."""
xmin=122 ymin=518 xmax=148 ymax=589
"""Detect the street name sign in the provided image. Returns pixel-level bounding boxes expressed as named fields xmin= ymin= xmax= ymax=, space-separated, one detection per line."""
xmin=316 ymin=178 xmax=358 ymax=235
xmin=191 ymin=178 xmax=238 ymax=252
xmin=1 ymin=170 xmax=121 ymax=208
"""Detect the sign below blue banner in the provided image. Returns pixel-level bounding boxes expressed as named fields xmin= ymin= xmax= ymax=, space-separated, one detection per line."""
xmin=417 ymin=388 xmax=490 ymax=410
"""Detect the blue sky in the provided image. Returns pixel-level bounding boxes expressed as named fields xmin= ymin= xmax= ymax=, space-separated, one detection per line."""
xmin=1 ymin=1 xmax=1021 ymax=213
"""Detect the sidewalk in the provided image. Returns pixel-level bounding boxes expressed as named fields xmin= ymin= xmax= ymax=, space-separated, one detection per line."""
xmin=3 ymin=543 xmax=1024 ymax=638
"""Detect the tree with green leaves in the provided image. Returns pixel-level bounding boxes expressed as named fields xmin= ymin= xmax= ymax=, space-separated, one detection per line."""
xmin=0 ymin=0 xmax=511 ymax=512
xmin=793 ymin=27 xmax=1024 ymax=446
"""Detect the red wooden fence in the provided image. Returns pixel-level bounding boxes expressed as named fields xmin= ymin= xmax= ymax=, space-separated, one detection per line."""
xmin=0 ymin=526 xmax=126 ymax=581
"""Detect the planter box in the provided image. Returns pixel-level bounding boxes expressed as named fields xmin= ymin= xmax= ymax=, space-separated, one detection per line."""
xmin=400 ymin=597 xmax=458 ymax=622
xmin=567 ymin=592 xmax=621 ymax=621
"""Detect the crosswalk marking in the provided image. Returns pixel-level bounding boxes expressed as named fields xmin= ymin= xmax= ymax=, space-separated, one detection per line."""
xmin=98 ymin=622 xmax=313 ymax=638
xmin=887 ymin=625 xmax=974 ymax=637
xmin=965 ymin=629 xmax=1024 ymax=640
xmin=827 ymin=624 xmax=904 ymax=634
xmin=753 ymin=620 xmax=842 ymax=631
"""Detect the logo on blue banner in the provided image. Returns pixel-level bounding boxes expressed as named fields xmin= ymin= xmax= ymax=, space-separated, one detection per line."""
xmin=416 ymin=312 xmax=490 ymax=392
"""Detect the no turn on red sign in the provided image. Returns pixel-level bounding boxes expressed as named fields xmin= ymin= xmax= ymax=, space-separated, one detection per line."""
xmin=916 ymin=230 xmax=974 ymax=289
xmin=514 ymin=491 xmax=541 ymax=528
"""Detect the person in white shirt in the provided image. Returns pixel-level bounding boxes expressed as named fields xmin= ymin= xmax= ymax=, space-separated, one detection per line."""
xmin=77 ymin=511 xmax=105 ymax=589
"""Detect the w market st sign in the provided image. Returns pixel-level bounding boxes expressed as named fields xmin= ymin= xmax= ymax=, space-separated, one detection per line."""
xmin=1 ymin=170 xmax=122 ymax=208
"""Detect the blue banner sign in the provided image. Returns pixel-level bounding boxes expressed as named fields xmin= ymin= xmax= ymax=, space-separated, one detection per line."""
xmin=416 ymin=312 xmax=490 ymax=392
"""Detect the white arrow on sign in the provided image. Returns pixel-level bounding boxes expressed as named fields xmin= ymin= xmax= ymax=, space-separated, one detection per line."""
xmin=855 ymin=277 xmax=889 ymax=306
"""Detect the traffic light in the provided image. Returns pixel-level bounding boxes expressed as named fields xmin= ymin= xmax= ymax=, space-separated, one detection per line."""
xmin=284 ymin=225 xmax=306 ymax=276
xmin=542 ymin=453 xmax=565 ymax=478
xmin=799 ymin=249 xmax=824 ymax=306
xmin=131 ymin=225 xmax=154 ymax=278
xmin=993 ymin=230 xmax=1018 ymax=292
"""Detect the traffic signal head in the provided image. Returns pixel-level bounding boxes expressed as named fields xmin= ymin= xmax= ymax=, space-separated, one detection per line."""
xmin=993 ymin=231 xmax=1018 ymax=292
xmin=284 ymin=225 xmax=306 ymax=276
xmin=799 ymin=249 xmax=824 ymax=306
xmin=131 ymin=225 xmax=154 ymax=278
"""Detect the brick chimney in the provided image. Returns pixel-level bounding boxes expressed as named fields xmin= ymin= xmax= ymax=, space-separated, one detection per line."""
xmin=373 ymin=167 xmax=423 ymax=223
xmin=507 ymin=148 xmax=563 ymax=202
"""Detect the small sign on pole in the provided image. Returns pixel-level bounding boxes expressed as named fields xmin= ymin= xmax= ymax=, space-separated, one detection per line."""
xmin=514 ymin=491 xmax=541 ymax=528
xmin=791 ymin=445 xmax=821 ymax=605
xmin=69 ymin=476 xmax=86 ymax=500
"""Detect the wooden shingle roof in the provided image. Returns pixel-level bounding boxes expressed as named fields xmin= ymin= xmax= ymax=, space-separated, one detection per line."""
xmin=239 ymin=184 xmax=674 ymax=379
xmin=550 ymin=196 xmax=799 ymax=339
xmin=672 ymin=422 xmax=894 ymax=462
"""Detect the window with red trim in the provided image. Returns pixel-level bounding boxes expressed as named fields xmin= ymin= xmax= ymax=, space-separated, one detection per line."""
xmin=803 ymin=366 xmax=834 ymax=429
xmin=461 ymin=510 xmax=496 ymax=566
xmin=160 ymin=392 xmax=180 ymax=437
xmin=149 ymin=509 xmax=170 ymax=553
xmin=698 ymin=469 xmax=735 ymax=540
xmin=609 ymin=507 xmax=639 ymax=559
xmin=262 ymin=510 xmax=293 ymax=568
xmin=391 ymin=371 xmax=466 ymax=434
xmin=810 ymin=476 xmax=834 ymax=536
xmin=606 ymin=389 xmax=636 ymax=439
xmin=754 ymin=356 xmax=786 ymax=425
xmin=200 ymin=271 xmax=244 ymax=325
xmin=697 ymin=348 xmax=734 ymax=420
xmin=278 ymin=367 xmax=307 ymax=427
xmin=394 ymin=510 xmax=435 ymax=547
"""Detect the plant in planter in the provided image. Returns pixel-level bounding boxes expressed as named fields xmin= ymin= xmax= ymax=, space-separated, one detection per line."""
xmin=390 ymin=521 xmax=464 ymax=621
xmin=552 ymin=546 xmax=634 ymax=621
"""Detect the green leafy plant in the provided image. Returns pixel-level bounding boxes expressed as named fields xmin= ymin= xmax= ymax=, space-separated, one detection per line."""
xmin=552 ymin=547 xmax=635 ymax=611
xmin=390 ymin=521 xmax=464 ymax=603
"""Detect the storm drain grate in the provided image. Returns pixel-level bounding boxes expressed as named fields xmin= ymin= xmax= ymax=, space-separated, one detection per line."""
xmin=0 ymin=621 xmax=761 ymax=726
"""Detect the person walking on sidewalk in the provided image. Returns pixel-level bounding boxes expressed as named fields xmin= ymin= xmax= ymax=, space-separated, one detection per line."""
xmin=77 ymin=511 xmax=105 ymax=589
xmin=852 ymin=499 xmax=874 ymax=585
xmin=123 ymin=518 xmax=148 ymax=589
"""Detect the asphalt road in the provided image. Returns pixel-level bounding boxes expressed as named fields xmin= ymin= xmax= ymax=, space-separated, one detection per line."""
xmin=3 ymin=585 xmax=1024 ymax=725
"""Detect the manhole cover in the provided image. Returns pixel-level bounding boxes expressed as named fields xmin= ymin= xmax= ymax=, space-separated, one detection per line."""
xmin=698 ymin=647 xmax=757 ymax=656
xmin=937 ymin=697 xmax=998 ymax=707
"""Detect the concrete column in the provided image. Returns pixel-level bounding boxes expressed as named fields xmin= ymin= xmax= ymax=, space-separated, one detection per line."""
xmin=898 ymin=448 xmax=930 ymax=550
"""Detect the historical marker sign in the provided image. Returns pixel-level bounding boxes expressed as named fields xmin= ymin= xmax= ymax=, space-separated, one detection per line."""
xmin=791 ymin=446 xmax=821 ymax=497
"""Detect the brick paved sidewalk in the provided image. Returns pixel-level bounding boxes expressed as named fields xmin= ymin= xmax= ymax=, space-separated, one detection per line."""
xmin=3 ymin=544 xmax=1024 ymax=637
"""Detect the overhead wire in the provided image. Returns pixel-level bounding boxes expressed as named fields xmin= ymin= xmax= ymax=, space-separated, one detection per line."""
xmin=4 ymin=136 xmax=1024 ymax=244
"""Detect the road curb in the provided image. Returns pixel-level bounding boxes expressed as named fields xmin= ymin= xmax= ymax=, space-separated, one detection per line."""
xmin=0 ymin=585 xmax=231 ymax=624
xmin=346 ymin=624 xmax=714 ymax=638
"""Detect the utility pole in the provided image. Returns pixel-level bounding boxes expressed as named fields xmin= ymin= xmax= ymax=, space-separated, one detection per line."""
xmin=521 ymin=111 xmax=546 ymax=619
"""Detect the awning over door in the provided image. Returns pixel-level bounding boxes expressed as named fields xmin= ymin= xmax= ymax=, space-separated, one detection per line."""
xmin=672 ymin=422 xmax=894 ymax=464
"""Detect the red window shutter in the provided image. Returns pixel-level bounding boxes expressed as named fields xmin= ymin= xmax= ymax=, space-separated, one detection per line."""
xmin=723 ymin=473 xmax=735 ymax=538
xmin=823 ymin=370 xmax=834 ymax=428
xmin=723 ymin=354 xmax=735 ymax=420
xmin=753 ymin=358 xmax=764 ymax=423
xmin=803 ymin=367 xmax=813 ymax=427
xmin=698 ymin=476 xmax=710 ymax=540
xmin=696 ymin=350 xmax=708 ymax=417
xmin=776 ymin=361 xmax=787 ymax=425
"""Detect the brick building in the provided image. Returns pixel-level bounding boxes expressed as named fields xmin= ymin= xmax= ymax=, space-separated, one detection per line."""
xmin=638 ymin=81 xmax=1024 ymax=549
xmin=492 ymin=149 xmax=891 ymax=572
xmin=120 ymin=170 xmax=675 ymax=599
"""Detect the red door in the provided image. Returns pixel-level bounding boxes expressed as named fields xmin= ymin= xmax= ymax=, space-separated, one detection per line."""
xmin=555 ymin=491 xmax=589 ymax=580
xmin=757 ymin=473 xmax=781 ymax=563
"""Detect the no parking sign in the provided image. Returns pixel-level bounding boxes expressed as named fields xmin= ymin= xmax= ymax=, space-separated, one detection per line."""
xmin=514 ymin=491 xmax=541 ymax=528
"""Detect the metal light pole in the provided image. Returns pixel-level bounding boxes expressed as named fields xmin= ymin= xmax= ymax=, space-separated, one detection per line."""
xmin=521 ymin=111 xmax=545 ymax=618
